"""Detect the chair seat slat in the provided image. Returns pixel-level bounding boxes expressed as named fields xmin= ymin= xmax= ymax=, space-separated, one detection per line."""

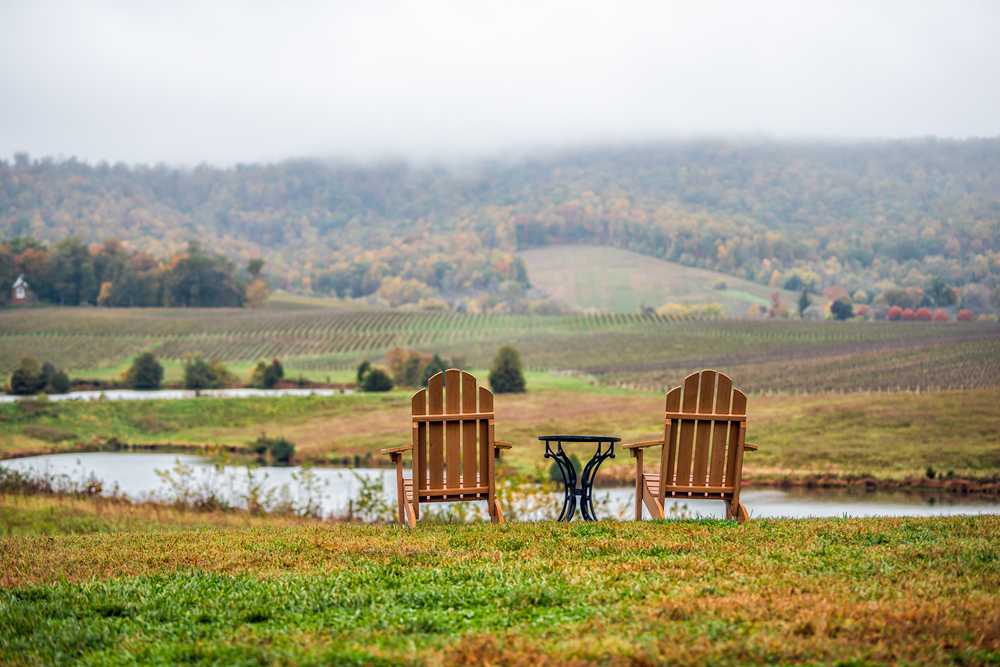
xmin=412 ymin=413 xmax=494 ymax=422
xmin=665 ymin=412 xmax=746 ymax=422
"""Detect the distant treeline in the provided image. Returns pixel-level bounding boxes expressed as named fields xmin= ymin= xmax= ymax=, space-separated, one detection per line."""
xmin=0 ymin=237 xmax=267 ymax=308
xmin=1 ymin=140 xmax=999 ymax=309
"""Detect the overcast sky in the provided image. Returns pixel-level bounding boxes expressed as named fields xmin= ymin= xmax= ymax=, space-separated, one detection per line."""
xmin=1 ymin=0 xmax=998 ymax=166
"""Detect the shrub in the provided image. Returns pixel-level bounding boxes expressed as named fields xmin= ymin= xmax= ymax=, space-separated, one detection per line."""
xmin=856 ymin=304 xmax=869 ymax=318
xmin=48 ymin=370 xmax=71 ymax=394
xmin=957 ymin=309 xmax=974 ymax=322
xmin=250 ymin=358 xmax=284 ymax=389
xmin=356 ymin=360 xmax=371 ymax=385
xmin=183 ymin=354 xmax=232 ymax=390
xmin=361 ymin=368 xmax=393 ymax=392
xmin=915 ymin=307 xmax=933 ymax=321
xmin=9 ymin=356 xmax=47 ymax=395
xmin=126 ymin=353 xmax=163 ymax=390
xmin=932 ymin=309 xmax=949 ymax=322
xmin=888 ymin=305 xmax=903 ymax=321
xmin=979 ymin=313 xmax=999 ymax=323
xmin=902 ymin=308 xmax=915 ymax=321
xmin=830 ymin=296 xmax=853 ymax=320
xmin=270 ymin=438 xmax=295 ymax=464
xmin=490 ymin=346 xmax=526 ymax=394
xmin=251 ymin=434 xmax=296 ymax=464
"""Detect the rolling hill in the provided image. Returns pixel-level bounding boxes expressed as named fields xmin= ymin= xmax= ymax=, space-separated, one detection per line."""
xmin=519 ymin=245 xmax=801 ymax=316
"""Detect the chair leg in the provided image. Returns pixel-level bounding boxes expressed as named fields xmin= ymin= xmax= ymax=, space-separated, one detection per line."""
xmin=642 ymin=476 xmax=665 ymax=520
xmin=403 ymin=499 xmax=416 ymax=527
xmin=492 ymin=499 xmax=504 ymax=524
xmin=633 ymin=450 xmax=644 ymax=521
xmin=392 ymin=453 xmax=407 ymax=526
xmin=724 ymin=500 xmax=750 ymax=523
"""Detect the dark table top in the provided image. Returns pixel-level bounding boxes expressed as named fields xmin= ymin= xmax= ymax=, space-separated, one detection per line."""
xmin=538 ymin=435 xmax=621 ymax=443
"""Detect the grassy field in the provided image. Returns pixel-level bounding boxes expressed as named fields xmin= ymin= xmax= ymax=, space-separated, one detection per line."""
xmin=520 ymin=245 xmax=801 ymax=315
xmin=1 ymin=517 xmax=999 ymax=665
xmin=2 ymin=371 xmax=998 ymax=481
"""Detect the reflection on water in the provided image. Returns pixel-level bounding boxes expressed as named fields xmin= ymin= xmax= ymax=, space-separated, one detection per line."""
xmin=600 ymin=486 xmax=1000 ymax=521
xmin=4 ymin=452 xmax=999 ymax=520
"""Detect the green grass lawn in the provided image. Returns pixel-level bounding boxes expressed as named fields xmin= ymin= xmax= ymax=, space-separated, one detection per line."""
xmin=1 ymin=517 xmax=999 ymax=665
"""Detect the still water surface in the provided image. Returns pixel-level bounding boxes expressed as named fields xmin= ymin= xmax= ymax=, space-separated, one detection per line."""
xmin=4 ymin=452 xmax=998 ymax=520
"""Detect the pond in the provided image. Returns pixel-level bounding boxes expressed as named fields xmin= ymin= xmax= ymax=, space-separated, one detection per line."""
xmin=0 ymin=388 xmax=353 ymax=403
xmin=3 ymin=452 xmax=998 ymax=520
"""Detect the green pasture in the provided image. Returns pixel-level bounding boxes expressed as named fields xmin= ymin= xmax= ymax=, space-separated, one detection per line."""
xmin=520 ymin=245 xmax=800 ymax=315
xmin=1 ymin=517 xmax=999 ymax=665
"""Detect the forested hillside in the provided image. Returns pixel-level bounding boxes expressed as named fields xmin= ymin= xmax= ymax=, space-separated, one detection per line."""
xmin=1 ymin=139 xmax=999 ymax=313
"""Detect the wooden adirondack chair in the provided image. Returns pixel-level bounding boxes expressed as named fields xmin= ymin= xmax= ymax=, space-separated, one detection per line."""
xmin=381 ymin=369 xmax=513 ymax=526
xmin=623 ymin=370 xmax=758 ymax=522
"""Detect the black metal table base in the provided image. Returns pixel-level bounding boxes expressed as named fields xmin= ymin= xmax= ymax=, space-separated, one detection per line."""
xmin=540 ymin=435 xmax=619 ymax=521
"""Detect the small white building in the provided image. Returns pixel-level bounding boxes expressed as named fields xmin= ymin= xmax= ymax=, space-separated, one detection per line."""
xmin=12 ymin=275 xmax=35 ymax=305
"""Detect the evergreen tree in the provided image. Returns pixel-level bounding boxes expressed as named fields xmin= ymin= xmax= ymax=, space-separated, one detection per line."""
xmin=127 ymin=352 xmax=164 ymax=390
xmin=48 ymin=370 xmax=71 ymax=394
xmin=419 ymin=354 xmax=446 ymax=387
xmin=9 ymin=356 xmax=47 ymax=395
xmin=831 ymin=296 xmax=854 ymax=320
xmin=489 ymin=346 xmax=526 ymax=394
xmin=361 ymin=368 xmax=393 ymax=392
xmin=356 ymin=360 xmax=371 ymax=385
xmin=798 ymin=288 xmax=810 ymax=318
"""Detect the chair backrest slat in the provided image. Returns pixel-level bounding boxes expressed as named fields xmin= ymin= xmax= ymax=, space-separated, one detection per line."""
xmin=662 ymin=386 xmax=682 ymax=485
xmin=691 ymin=369 xmax=717 ymax=487
xmin=462 ymin=372 xmax=479 ymax=486
xmin=411 ymin=370 xmax=495 ymax=498
xmin=708 ymin=373 xmax=733 ymax=487
xmin=427 ymin=373 xmax=445 ymax=490
xmin=478 ymin=386 xmax=493 ymax=489
xmin=659 ymin=370 xmax=747 ymax=501
xmin=725 ymin=387 xmax=747 ymax=486
xmin=445 ymin=369 xmax=461 ymax=488
xmin=674 ymin=373 xmax=700 ymax=487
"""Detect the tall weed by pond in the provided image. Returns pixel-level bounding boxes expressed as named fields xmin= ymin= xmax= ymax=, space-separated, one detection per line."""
xmin=1 ymin=459 xmax=636 ymax=535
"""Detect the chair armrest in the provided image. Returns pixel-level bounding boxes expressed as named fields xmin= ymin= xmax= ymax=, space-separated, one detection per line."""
xmin=622 ymin=440 xmax=665 ymax=450
xmin=744 ymin=443 xmax=758 ymax=452
xmin=494 ymin=440 xmax=513 ymax=450
xmin=380 ymin=444 xmax=412 ymax=455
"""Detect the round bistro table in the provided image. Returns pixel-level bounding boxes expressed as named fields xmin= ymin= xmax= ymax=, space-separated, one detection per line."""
xmin=539 ymin=435 xmax=620 ymax=521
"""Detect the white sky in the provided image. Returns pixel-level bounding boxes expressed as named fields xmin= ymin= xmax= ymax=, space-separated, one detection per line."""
xmin=1 ymin=0 xmax=998 ymax=166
